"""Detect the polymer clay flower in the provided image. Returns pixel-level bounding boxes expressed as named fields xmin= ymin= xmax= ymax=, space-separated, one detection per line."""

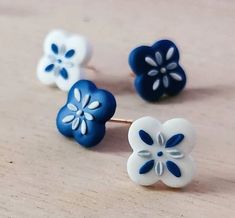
xmin=127 ymin=117 xmax=196 ymax=187
xmin=129 ymin=40 xmax=186 ymax=102
xmin=56 ymin=80 xmax=116 ymax=147
xmin=37 ymin=30 xmax=92 ymax=91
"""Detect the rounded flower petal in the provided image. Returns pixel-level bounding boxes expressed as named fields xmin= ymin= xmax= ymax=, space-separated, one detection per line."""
xmin=161 ymin=155 xmax=195 ymax=188
xmin=127 ymin=153 xmax=159 ymax=186
xmin=55 ymin=66 xmax=84 ymax=91
xmin=128 ymin=116 xmax=162 ymax=151
xmin=162 ymin=118 xmax=196 ymax=155
xmin=37 ymin=56 xmax=56 ymax=85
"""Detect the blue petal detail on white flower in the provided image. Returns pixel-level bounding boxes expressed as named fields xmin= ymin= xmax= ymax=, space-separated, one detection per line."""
xmin=60 ymin=68 xmax=68 ymax=79
xmin=139 ymin=130 xmax=153 ymax=145
xmin=166 ymin=160 xmax=181 ymax=177
xmin=51 ymin=43 xmax=59 ymax=54
xmin=139 ymin=160 xmax=155 ymax=174
xmin=45 ymin=64 xmax=54 ymax=72
xmin=165 ymin=134 xmax=184 ymax=148
xmin=65 ymin=49 xmax=75 ymax=58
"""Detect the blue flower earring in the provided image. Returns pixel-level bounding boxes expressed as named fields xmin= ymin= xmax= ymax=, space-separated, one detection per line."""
xmin=129 ymin=40 xmax=187 ymax=102
xmin=56 ymin=80 xmax=116 ymax=147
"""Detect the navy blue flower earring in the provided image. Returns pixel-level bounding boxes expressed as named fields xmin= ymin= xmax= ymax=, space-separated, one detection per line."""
xmin=129 ymin=40 xmax=186 ymax=102
xmin=56 ymin=80 xmax=116 ymax=147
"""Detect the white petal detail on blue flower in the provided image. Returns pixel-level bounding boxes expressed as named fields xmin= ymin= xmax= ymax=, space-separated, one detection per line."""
xmin=155 ymin=52 xmax=163 ymax=65
xmin=82 ymin=94 xmax=90 ymax=108
xmin=166 ymin=47 xmax=174 ymax=60
xmin=88 ymin=101 xmax=100 ymax=110
xmin=72 ymin=117 xmax=80 ymax=130
xmin=147 ymin=70 xmax=159 ymax=77
xmin=62 ymin=115 xmax=75 ymax=123
xmin=166 ymin=62 xmax=177 ymax=70
xmin=84 ymin=112 xmax=94 ymax=121
xmin=74 ymin=88 xmax=81 ymax=102
xmin=163 ymin=76 xmax=169 ymax=88
xmin=145 ymin=57 xmax=157 ymax=67
xmin=67 ymin=103 xmax=78 ymax=111
xmin=169 ymin=72 xmax=183 ymax=81
xmin=152 ymin=79 xmax=160 ymax=91
xmin=81 ymin=119 xmax=87 ymax=135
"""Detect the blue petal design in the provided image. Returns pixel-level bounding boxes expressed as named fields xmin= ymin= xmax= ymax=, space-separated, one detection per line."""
xmin=139 ymin=130 xmax=153 ymax=145
xmin=45 ymin=64 xmax=54 ymax=72
xmin=51 ymin=43 xmax=59 ymax=54
xmin=165 ymin=134 xmax=184 ymax=148
xmin=166 ymin=160 xmax=181 ymax=177
xmin=65 ymin=49 xmax=75 ymax=58
xmin=139 ymin=160 xmax=155 ymax=174
xmin=59 ymin=68 xmax=68 ymax=79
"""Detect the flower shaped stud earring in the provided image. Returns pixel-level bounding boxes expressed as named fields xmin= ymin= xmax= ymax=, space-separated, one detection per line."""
xmin=129 ymin=40 xmax=186 ymax=102
xmin=127 ymin=116 xmax=196 ymax=187
xmin=37 ymin=30 xmax=92 ymax=91
xmin=56 ymin=80 xmax=116 ymax=147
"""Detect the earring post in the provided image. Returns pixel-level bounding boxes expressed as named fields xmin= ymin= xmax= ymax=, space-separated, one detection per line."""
xmin=109 ymin=118 xmax=133 ymax=125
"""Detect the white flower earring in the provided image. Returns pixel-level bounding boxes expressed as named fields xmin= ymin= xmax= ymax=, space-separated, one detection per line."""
xmin=37 ymin=29 xmax=92 ymax=91
xmin=127 ymin=116 xmax=196 ymax=188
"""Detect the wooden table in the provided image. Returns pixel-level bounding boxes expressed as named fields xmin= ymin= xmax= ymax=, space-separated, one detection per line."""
xmin=0 ymin=0 xmax=234 ymax=217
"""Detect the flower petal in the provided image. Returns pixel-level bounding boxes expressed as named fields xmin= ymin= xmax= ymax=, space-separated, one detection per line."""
xmin=80 ymin=119 xmax=87 ymax=135
xmin=72 ymin=117 xmax=80 ymax=130
xmin=155 ymin=52 xmax=163 ymax=65
xmin=62 ymin=115 xmax=75 ymax=123
xmin=67 ymin=103 xmax=78 ymax=112
xmin=139 ymin=130 xmax=154 ymax=145
xmin=147 ymin=69 xmax=159 ymax=77
xmin=166 ymin=160 xmax=181 ymax=177
xmin=139 ymin=160 xmax=155 ymax=174
xmin=166 ymin=62 xmax=178 ymax=70
xmin=45 ymin=64 xmax=55 ymax=72
xmin=166 ymin=149 xmax=184 ymax=159
xmin=166 ymin=47 xmax=174 ymax=60
xmin=65 ymin=49 xmax=75 ymax=58
xmin=51 ymin=43 xmax=59 ymax=54
xmin=84 ymin=112 xmax=94 ymax=121
xmin=82 ymin=94 xmax=90 ymax=108
xmin=157 ymin=132 xmax=164 ymax=146
xmin=165 ymin=134 xmax=184 ymax=148
xmin=137 ymin=150 xmax=152 ymax=158
xmin=155 ymin=161 xmax=164 ymax=176
xmin=59 ymin=68 xmax=68 ymax=79
xmin=169 ymin=72 xmax=183 ymax=81
xmin=145 ymin=56 xmax=157 ymax=67
xmin=152 ymin=79 xmax=160 ymax=91
xmin=88 ymin=101 xmax=100 ymax=110
xmin=163 ymin=76 xmax=169 ymax=88
xmin=74 ymin=88 xmax=81 ymax=102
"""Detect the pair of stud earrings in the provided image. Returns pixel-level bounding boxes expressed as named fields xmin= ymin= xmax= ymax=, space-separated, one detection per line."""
xmin=37 ymin=30 xmax=196 ymax=188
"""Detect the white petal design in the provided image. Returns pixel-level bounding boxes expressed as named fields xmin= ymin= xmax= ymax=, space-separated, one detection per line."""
xmin=152 ymin=79 xmax=160 ymax=91
xmin=163 ymin=76 xmax=169 ymax=88
xmin=157 ymin=132 xmax=164 ymax=146
xmin=166 ymin=62 xmax=177 ymax=70
xmin=166 ymin=47 xmax=174 ymax=60
xmin=137 ymin=150 xmax=152 ymax=158
xmin=80 ymin=119 xmax=87 ymax=135
xmin=145 ymin=57 xmax=157 ymax=67
xmin=169 ymin=73 xmax=183 ymax=81
xmin=74 ymin=88 xmax=81 ymax=102
xmin=62 ymin=115 xmax=75 ymax=123
xmin=88 ymin=101 xmax=100 ymax=110
xmin=155 ymin=161 xmax=164 ymax=176
xmin=67 ymin=103 xmax=78 ymax=112
xmin=84 ymin=112 xmax=94 ymax=121
xmin=166 ymin=149 xmax=184 ymax=159
xmin=82 ymin=94 xmax=90 ymax=108
xmin=155 ymin=52 xmax=163 ymax=65
xmin=76 ymin=109 xmax=83 ymax=116
xmin=147 ymin=70 xmax=159 ymax=77
xmin=72 ymin=117 xmax=80 ymax=130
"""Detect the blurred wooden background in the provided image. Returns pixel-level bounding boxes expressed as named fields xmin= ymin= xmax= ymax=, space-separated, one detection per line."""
xmin=0 ymin=0 xmax=234 ymax=217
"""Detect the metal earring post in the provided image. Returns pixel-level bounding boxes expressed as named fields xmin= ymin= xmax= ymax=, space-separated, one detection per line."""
xmin=109 ymin=118 xmax=133 ymax=125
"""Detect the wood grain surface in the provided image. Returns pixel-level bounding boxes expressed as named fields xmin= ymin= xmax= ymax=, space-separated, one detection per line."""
xmin=0 ymin=0 xmax=234 ymax=217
